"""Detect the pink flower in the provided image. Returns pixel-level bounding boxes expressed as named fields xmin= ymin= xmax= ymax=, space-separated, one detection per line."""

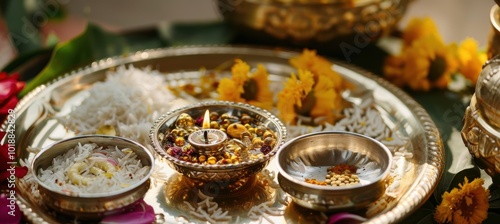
xmin=100 ymin=200 xmax=156 ymax=224
xmin=0 ymin=131 xmax=28 ymax=185
xmin=328 ymin=212 xmax=366 ymax=224
xmin=0 ymin=72 xmax=28 ymax=185
xmin=0 ymin=72 xmax=24 ymax=123
xmin=0 ymin=193 xmax=22 ymax=224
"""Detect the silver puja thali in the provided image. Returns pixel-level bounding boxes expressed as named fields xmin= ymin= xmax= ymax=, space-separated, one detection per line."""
xmin=1 ymin=46 xmax=443 ymax=223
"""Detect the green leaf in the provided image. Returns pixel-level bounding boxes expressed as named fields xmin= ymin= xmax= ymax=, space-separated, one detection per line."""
xmin=433 ymin=127 xmax=476 ymax=203
xmin=38 ymin=0 xmax=67 ymax=21
xmin=19 ymin=23 xmax=166 ymax=97
xmin=448 ymin=166 xmax=481 ymax=190
xmin=415 ymin=213 xmax=435 ymax=224
xmin=484 ymin=212 xmax=500 ymax=224
xmin=158 ymin=21 xmax=233 ymax=46
xmin=3 ymin=0 xmax=43 ymax=53
xmin=489 ymin=185 xmax=500 ymax=209
xmin=401 ymin=200 xmax=435 ymax=224
xmin=434 ymin=166 xmax=480 ymax=203
xmin=1 ymin=47 xmax=54 ymax=75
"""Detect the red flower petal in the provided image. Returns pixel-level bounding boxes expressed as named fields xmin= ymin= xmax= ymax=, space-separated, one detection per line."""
xmin=0 ymin=79 xmax=16 ymax=101
xmin=0 ymin=72 xmax=8 ymax=80
xmin=0 ymin=97 xmax=18 ymax=114
xmin=328 ymin=212 xmax=366 ymax=224
xmin=0 ymin=136 xmax=12 ymax=170
xmin=15 ymin=82 xmax=25 ymax=93
xmin=14 ymin=166 xmax=28 ymax=178
xmin=100 ymin=200 xmax=156 ymax=224
xmin=0 ymin=193 xmax=22 ymax=224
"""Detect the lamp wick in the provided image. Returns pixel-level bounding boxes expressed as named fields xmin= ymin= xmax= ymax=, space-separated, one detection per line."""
xmin=204 ymin=130 xmax=208 ymax=144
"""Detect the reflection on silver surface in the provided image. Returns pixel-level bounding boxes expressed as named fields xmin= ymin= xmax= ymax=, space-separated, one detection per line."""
xmin=277 ymin=132 xmax=392 ymax=211
xmin=164 ymin=172 xmax=277 ymax=214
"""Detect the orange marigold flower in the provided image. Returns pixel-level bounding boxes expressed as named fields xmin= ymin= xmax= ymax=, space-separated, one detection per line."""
xmin=434 ymin=177 xmax=489 ymax=224
xmin=280 ymin=50 xmax=347 ymax=124
xmin=277 ymin=68 xmax=344 ymax=124
xmin=277 ymin=70 xmax=315 ymax=124
xmin=217 ymin=78 xmax=242 ymax=102
xmin=402 ymin=17 xmax=441 ymax=48
xmin=384 ymin=34 xmax=458 ymax=91
xmin=309 ymin=75 xmax=343 ymax=124
xmin=289 ymin=49 xmax=344 ymax=90
xmin=384 ymin=17 xmax=486 ymax=91
xmin=457 ymin=38 xmax=487 ymax=84
xmin=217 ymin=59 xmax=273 ymax=110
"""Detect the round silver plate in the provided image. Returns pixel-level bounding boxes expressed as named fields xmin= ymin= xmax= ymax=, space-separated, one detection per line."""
xmin=1 ymin=46 xmax=443 ymax=223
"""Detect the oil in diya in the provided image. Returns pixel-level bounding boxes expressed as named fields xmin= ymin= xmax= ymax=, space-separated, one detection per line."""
xmin=162 ymin=109 xmax=278 ymax=165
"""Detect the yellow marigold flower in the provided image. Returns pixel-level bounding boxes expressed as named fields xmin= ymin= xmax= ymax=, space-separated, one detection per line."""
xmin=384 ymin=34 xmax=458 ymax=91
xmin=309 ymin=75 xmax=343 ymax=124
xmin=217 ymin=78 xmax=243 ymax=103
xmin=277 ymin=69 xmax=344 ymax=124
xmin=277 ymin=70 xmax=315 ymax=124
xmin=231 ymin=59 xmax=250 ymax=93
xmin=403 ymin=17 xmax=441 ymax=48
xmin=289 ymin=49 xmax=344 ymax=90
xmin=457 ymin=38 xmax=487 ymax=84
xmin=217 ymin=59 xmax=273 ymax=110
xmin=434 ymin=177 xmax=489 ymax=224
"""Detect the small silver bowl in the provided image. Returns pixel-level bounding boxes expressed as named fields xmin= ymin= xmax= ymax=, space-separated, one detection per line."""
xmin=150 ymin=101 xmax=287 ymax=183
xmin=31 ymin=135 xmax=154 ymax=219
xmin=277 ymin=131 xmax=392 ymax=211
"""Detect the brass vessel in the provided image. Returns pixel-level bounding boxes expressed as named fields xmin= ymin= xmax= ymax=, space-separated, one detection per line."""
xmin=462 ymin=56 xmax=500 ymax=184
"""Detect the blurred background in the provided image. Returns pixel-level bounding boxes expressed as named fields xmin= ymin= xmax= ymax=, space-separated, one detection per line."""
xmin=54 ymin=0 xmax=492 ymax=44
xmin=0 ymin=0 xmax=494 ymax=68
xmin=1 ymin=1 xmax=500 ymax=223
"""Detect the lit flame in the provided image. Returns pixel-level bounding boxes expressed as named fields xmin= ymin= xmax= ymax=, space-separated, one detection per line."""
xmin=202 ymin=110 xmax=210 ymax=129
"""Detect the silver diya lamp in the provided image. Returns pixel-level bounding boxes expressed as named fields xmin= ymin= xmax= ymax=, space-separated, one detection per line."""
xmin=150 ymin=101 xmax=287 ymax=183
xmin=462 ymin=55 xmax=500 ymax=184
xmin=184 ymin=109 xmax=228 ymax=156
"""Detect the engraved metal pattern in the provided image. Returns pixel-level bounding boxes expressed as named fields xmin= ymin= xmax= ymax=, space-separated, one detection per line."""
xmin=1 ymin=46 xmax=443 ymax=224
xmin=218 ymin=0 xmax=409 ymax=45
xmin=462 ymin=54 xmax=500 ymax=184
xmin=462 ymin=95 xmax=500 ymax=183
xmin=149 ymin=101 xmax=287 ymax=183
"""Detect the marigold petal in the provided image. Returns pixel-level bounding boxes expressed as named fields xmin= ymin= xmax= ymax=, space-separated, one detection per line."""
xmin=403 ymin=17 xmax=441 ymax=47
xmin=434 ymin=177 xmax=489 ymax=224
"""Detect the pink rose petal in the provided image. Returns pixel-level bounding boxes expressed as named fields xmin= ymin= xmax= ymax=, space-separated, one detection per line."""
xmin=0 ymin=72 xmax=8 ymax=80
xmin=0 ymin=97 xmax=18 ymax=114
xmin=328 ymin=212 xmax=366 ymax=224
xmin=0 ymin=193 xmax=22 ymax=224
xmin=100 ymin=200 xmax=156 ymax=224
xmin=0 ymin=79 xmax=16 ymax=100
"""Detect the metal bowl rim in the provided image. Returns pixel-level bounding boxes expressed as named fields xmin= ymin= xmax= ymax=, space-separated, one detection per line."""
xmin=149 ymin=100 xmax=288 ymax=170
xmin=31 ymin=134 xmax=155 ymax=198
xmin=222 ymin=0 xmax=385 ymax=7
xmin=276 ymin=131 xmax=393 ymax=190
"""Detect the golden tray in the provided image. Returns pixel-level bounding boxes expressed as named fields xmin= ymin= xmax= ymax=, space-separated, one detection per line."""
xmin=1 ymin=46 xmax=443 ymax=223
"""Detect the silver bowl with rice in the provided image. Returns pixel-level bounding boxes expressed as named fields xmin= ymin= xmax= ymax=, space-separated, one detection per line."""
xmin=150 ymin=101 xmax=287 ymax=184
xmin=276 ymin=131 xmax=392 ymax=211
xmin=31 ymin=135 xmax=154 ymax=220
